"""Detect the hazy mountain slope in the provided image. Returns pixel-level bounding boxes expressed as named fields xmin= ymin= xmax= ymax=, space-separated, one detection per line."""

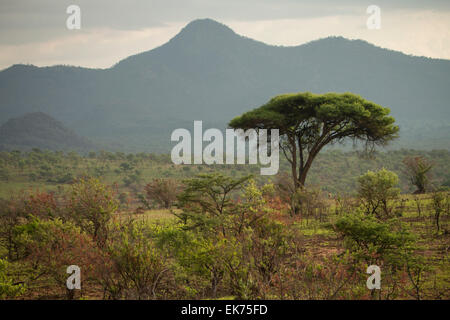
xmin=0 ymin=18 xmax=449 ymax=152
xmin=0 ymin=112 xmax=96 ymax=152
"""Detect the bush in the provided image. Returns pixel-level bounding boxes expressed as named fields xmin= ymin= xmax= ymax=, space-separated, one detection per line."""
xmin=144 ymin=178 xmax=181 ymax=209
xmin=334 ymin=213 xmax=416 ymax=267
xmin=431 ymin=191 xmax=448 ymax=232
xmin=176 ymin=173 xmax=251 ymax=235
xmin=357 ymin=168 xmax=400 ymax=219
xmin=0 ymin=259 xmax=26 ymax=299
xmin=65 ymin=178 xmax=119 ymax=247
xmin=96 ymin=220 xmax=172 ymax=300
xmin=17 ymin=217 xmax=99 ymax=299
xmin=0 ymin=192 xmax=59 ymax=260
xmin=402 ymin=156 xmax=433 ymax=194
xmin=293 ymin=187 xmax=328 ymax=219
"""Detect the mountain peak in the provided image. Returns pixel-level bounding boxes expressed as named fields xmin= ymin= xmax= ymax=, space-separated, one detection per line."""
xmin=181 ymin=18 xmax=235 ymax=35
xmin=168 ymin=18 xmax=238 ymax=45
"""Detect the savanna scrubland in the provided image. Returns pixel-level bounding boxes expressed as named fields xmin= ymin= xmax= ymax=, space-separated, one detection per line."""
xmin=0 ymin=147 xmax=448 ymax=300
xmin=0 ymin=14 xmax=449 ymax=303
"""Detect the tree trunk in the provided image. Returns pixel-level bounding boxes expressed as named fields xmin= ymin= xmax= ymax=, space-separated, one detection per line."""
xmin=66 ymin=288 xmax=75 ymax=300
xmin=436 ymin=212 xmax=440 ymax=232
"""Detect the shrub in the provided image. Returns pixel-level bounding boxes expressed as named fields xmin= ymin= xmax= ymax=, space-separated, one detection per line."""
xmin=176 ymin=173 xmax=251 ymax=235
xmin=402 ymin=156 xmax=433 ymax=194
xmin=65 ymin=178 xmax=119 ymax=246
xmin=357 ymin=168 xmax=400 ymax=219
xmin=334 ymin=213 xmax=416 ymax=267
xmin=144 ymin=178 xmax=181 ymax=209
xmin=96 ymin=220 xmax=171 ymax=300
xmin=293 ymin=187 xmax=328 ymax=219
xmin=18 ymin=217 xmax=99 ymax=299
xmin=431 ymin=191 xmax=448 ymax=232
xmin=0 ymin=192 xmax=59 ymax=260
xmin=0 ymin=259 xmax=26 ymax=299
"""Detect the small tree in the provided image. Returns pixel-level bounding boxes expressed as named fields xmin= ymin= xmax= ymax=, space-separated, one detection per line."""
xmin=66 ymin=178 xmax=119 ymax=247
xmin=431 ymin=191 xmax=447 ymax=232
xmin=403 ymin=157 xmax=433 ymax=194
xmin=144 ymin=178 xmax=180 ymax=209
xmin=231 ymin=179 xmax=268 ymax=235
xmin=97 ymin=220 xmax=171 ymax=300
xmin=357 ymin=168 xmax=400 ymax=219
xmin=176 ymin=173 xmax=251 ymax=236
xmin=19 ymin=217 xmax=99 ymax=299
xmin=413 ymin=195 xmax=422 ymax=217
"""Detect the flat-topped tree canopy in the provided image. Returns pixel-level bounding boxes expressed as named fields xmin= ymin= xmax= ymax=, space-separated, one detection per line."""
xmin=229 ymin=92 xmax=399 ymax=187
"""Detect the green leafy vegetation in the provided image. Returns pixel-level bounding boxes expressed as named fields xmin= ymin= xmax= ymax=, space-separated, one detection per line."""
xmin=0 ymin=156 xmax=448 ymax=299
xmin=0 ymin=76 xmax=448 ymax=300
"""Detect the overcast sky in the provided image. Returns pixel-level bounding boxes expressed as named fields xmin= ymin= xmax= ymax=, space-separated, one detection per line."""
xmin=1 ymin=0 xmax=449 ymax=70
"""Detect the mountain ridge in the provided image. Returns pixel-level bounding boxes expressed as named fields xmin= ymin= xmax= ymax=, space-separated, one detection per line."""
xmin=5 ymin=19 xmax=449 ymax=72
xmin=0 ymin=18 xmax=449 ymax=152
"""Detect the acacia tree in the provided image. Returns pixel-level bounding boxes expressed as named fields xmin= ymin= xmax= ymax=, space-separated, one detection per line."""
xmin=229 ymin=92 xmax=399 ymax=188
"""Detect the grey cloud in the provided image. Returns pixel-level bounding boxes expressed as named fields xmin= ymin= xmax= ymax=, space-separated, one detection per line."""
xmin=0 ymin=0 xmax=449 ymax=65
xmin=2 ymin=0 xmax=448 ymax=37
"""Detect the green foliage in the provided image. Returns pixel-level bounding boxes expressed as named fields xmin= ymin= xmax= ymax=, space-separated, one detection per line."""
xmin=98 ymin=220 xmax=171 ymax=299
xmin=144 ymin=178 xmax=180 ymax=209
xmin=15 ymin=217 xmax=99 ymax=299
xmin=0 ymin=149 xmax=449 ymax=198
xmin=0 ymin=168 xmax=9 ymax=181
xmin=0 ymin=149 xmax=448 ymax=300
xmin=358 ymin=168 xmax=400 ymax=218
xmin=240 ymin=179 xmax=266 ymax=214
xmin=431 ymin=191 xmax=449 ymax=232
xmin=0 ymin=198 xmax=26 ymax=261
xmin=334 ymin=213 xmax=416 ymax=267
xmin=403 ymin=156 xmax=433 ymax=193
xmin=292 ymin=187 xmax=328 ymax=217
xmin=175 ymin=173 xmax=252 ymax=235
xmin=66 ymin=178 xmax=119 ymax=246
xmin=0 ymin=258 xmax=26 ymax=298
xmin=442 ymin=174 xmax=450 ymax=188
xmin=169 ymin=175 xmax=298 ymax=299
xmin=0 ymin=192 xmax=59 ymax=260
xmin=229 ymin=92 xmax=398 ymax=187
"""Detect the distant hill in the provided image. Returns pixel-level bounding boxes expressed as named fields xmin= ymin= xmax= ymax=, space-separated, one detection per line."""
xmin=0 ymin=112 xmax=95 ymax=152
xmin=0 ymin=18 xmax=449 ymax=152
